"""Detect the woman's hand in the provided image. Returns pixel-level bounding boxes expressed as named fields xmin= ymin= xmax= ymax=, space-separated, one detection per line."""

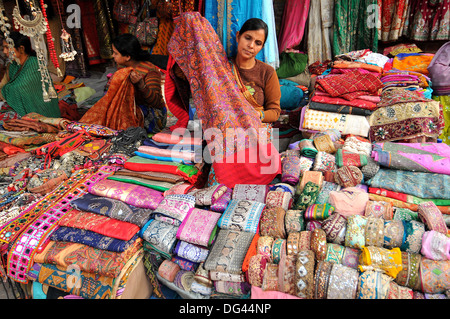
xmin=129 ymin=70 xmax=144 ymax=85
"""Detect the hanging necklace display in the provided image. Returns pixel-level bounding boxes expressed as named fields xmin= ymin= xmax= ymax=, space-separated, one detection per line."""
xmin=55 ymin=0 xmax=76 ymax=62
xmin=12 ymin=0 xmax=57 ymax=102
xmin=0 ymin=0 xmax=15 ymax=60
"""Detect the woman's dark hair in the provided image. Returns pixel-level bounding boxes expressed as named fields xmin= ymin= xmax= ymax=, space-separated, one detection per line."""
xmin=238 ymin=18 xmax=269 ymax=44
xmin=9 ymin=31 xmax=36 ymax=56
xmin=112 ymin=33 xmax=151 ymax=62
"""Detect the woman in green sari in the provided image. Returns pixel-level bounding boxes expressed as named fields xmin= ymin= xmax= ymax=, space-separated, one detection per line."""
xmin=0 ymin=31 xmax=60 ymax=120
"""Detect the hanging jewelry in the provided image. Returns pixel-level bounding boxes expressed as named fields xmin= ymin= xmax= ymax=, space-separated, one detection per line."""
xmin=55 ymin=0 xmax=76 ymax=62
xmin=0 ymin=0 xmax=15 ymax=60
xmin=39 ymin=0 xmax=62 ymax=77
xmin=12 ymin=0 xmax=57 ymax=102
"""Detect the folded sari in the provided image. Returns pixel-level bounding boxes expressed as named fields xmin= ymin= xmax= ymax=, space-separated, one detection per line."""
xmin=151 ymin=131 xmax=203 ymax=146
xmin=218 ymin=199 xmax=266 ymax=234
xmin=176 ymin=208 xmax=221 ymax=248
xmin=331 ymin=60 xmax=383 ymax=74
xmin=88 ymin=179 xmax=164 ymax=210
xmin=151 ymin=194 xmax=196 ymax=226
xmin=107 ymin=175 xmax=175 ymax=192
xmin=309 ymin=101 xmax=373 ymax=116
xmin=58 ymin=209 xmax=140 ymax=241
xmin=311 ymin=94 xmax=379 ymax=110
xmin=70 ymin=193 xmax=152 ymax=228
xmin=369 ymin=187 xmax=450 ymax=207
xmin=114 ymin=168 xmax=184 ymax=184
xmin=137 ymin=145 xmax=197 ymax=163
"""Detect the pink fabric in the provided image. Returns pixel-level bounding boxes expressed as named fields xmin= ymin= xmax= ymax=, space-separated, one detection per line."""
xmin=328 ymin=187 xmax=369 ymax=216
xmin=251 ymin=286 xmax=301 ymax=299
xmin=176 ymin=208 xmax=221 ymax=247
xmin=151 ymin=131 xmax=203 ymax=146
xmin=138 ymin=145 xmax=196 ymax=162
xmin=277 ymin=0 xmax=311 ymax=52
xmin=421 ymin=230 xmax=450 ymax=261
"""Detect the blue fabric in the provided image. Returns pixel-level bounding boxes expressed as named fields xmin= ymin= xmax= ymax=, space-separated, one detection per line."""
xmin=134 ymin=151 xmax=193 ymax=165
xmin=279 ymin=79 xmax=304 ymax=110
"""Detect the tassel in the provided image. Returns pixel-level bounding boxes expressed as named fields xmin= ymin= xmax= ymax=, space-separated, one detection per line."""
xmin=48 ymin=86 xmax=57 ymax=99
xmin=57 ymin=67 xmax=63 ymax=78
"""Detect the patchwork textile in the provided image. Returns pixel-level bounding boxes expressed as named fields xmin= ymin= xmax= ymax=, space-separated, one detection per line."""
xmin=176 ymin=208 xmax=221 ymax=247
xmin=218 ymin=199 xmax=266 ymax=234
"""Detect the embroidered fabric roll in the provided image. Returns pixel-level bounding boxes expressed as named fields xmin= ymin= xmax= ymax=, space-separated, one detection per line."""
xmin=401 ymin=220 xmax=425 ymax=254
xmin=361 ymin=156 xmax=380 ymax=181
xmin=364 ymin=200 xmax=394 ymax=220
xmin=293 ymin=182 xmax=321 ymax=211
xmin=313 ymin=134 xmax=336 ymax=154
xmin=328 ymin=187 xmax=369 ymax=217
xmin=315 ymin=181 xmax=341 ymax=205
xmin=214 ymin=280 xmax=251 ymax=296
xmin=296 ymin=171 xmax=323 ymax=194
xmin=334 ymin=165 xmax=363 ymax=188
xmin=209 ymin=271 xmax=245 ymax=282
xmin=151 ymin=194 xmax=196 ymax=226
xmin=265 ymin=191 xmax=293 ymax=211
xmin=193 ymin=262 xmax=213 ymax=288
xmin=188 ymin=184 xmax=229 ymax=206
xmin=297 ymin=139 xmax=318 ymax=158
xmin=342 ymin=247 xmax=361 ymax=269
xmin=306 ymin=220 xmax=322 ymax=231
xmin=327 ymin=263 xmax=359 ymax=299
xmin=257 ymin=236 xmax=274 ymax=261
xmin=295 ymin=250 xmax=315 ymax=299
xmin=345 ymin=215 xmax=367 ymax=249
xmin=204 ymin=229 xmax=254 ymax=275
xmin=312 ymin=151 xmax=337 ymax=173
xmin=271 ymin=238 xmax=286 ymax=264
xmin=357 ymin=270 xmax=393 ymax=299
xmin=247 ymin=254 xmax=268 ymax=287
xmin=174 ymin=270 xmax=195 ymax=291
xmin=259 ymin=207 xmax=287 ymax=239
xmin=261 ymin=263 xmax=279 ymax=291
xmin=359 ymin=246 xmax=403 ymax=278
xmin=284 ymin=210 xmax=305 ymax=233
xmin=342 ymin=135 xmax=372 ymax=156
xmin=314 ymin=260 xmax=334 ymax=299
xmin=298 ymin=156 xmax=314 ymax=176
xmin=171 ymin=256 xmax=198 ymax=272
xmin=314 ymin=129 xmax=341 ymax=143
xmin=310 ymin=228 xmax=327 ymax=261
xmin=286 ymin=232 xmax=300 ymax=256
xmin=421 ymin=230 xmax=450 ymax=261
xmin=393 ymin=207 xmax=419 ymax=221
xmin=364 ymin=217 xmax=385 ymax=247
xmin=158 ymin=260 xmax=181 ymax=282
xmin=298 ymin=231 xmax=312 ymax=250
xmin=190 ymin=281 xmax=212 ymax=296
xmin=232 ymin=184 xmax=269 ymax=203
xmin=218 ymin=199 xmax=266 ymax=234
xmin=176 ymin=208 xmax=221 ymax=247
xmin=281 ymin=155 xmax=302 ymax=185
xmin=335 ymin=149 xmax=368 ymax=168
xmin=325 ymin=243 xmax=345 ymax=264
xmin=418 ymin=201 xmax=449 ymax=235
xmin=321 ymin=213 xmax=347 ymax=245
xmin=278 ymin=254 xmax=297 ymax=295
xmin=242 ymin=233 xmax=259 ymax=273
xmin=173 ymin=241 xmax=210 ymax=263
xmin=395 ymin=251 xmax=422 ymax=290
xmin=210 ymin=188 xmax=232 ymax=213
xmin=304 ymin=203 xmax=335 ymax=220
xmin=141 ymin=219 xmax=178 ymax=255
xmin=383 ymin=220 xmax=405 ymax=249
xmin=418 ymin=258 xmax=450 ymax=294
xmin=387 ymin=281 xmax=414 ymax=299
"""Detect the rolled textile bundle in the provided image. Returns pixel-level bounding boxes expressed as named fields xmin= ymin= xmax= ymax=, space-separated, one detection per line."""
xmin=171 ymin=256 xmax=198 ymax=272
xmin=271 ymin=238 xmax=286 ymax=264
xmin=158 ymin=260 xmax=181 ymax=282
xmin=310 ymin=228 xmax=327 ymax=261
xmin=247 ymin=254 xmax=269 ymax=287
xmin=315 ymin=181 xmax=341 ymax=205
xmin=421 ymin=230 xmax=450 ymax=261
xmin=364 ymin=200 xmax=394 ymax=220
xmin=359 ymin=246 xmax=403 ymax=278
xmin=297 ymin=139 xmax=318 ymax=158
xmin=188 ymin=184 xmax=229 ymax=206
xmin=345 ymin=215 xmax=367 ymax=249
xmin=173 ymin=241 xmax=210 ymax=263
xmin=342 ymin=247 xmax=361 ymax=269
xmin=278 ymin=254 xmax=297 ymax=295
xmin=140 ymin=219 xmax=178 ymax=256
xmin=209 ymin=271 xmax=245 ymax=283
xmin=325 ymin=243 xmax=345 ymax=264
xmin=327 ymin=263 xmax=359 ymax=299
xmin=106 ymin=175 xmax=175 ymax=192
xmin=393 ymin=207 xmax=419 ymax=221
xmin=214 ymin=281 xmax=251 ymax=296
xmin=401 ymin=220 xmax=425 ymax=254
xmin=312 ymin=151 xmax=337 ymax=173
xmin=190 ymin=281 xmax=212 ymax=296
xmin=314 ymin=260 xmax=334 ymax=299
xmin=304 ymin=203 xmax=335 ymax=220
xmin=293 ymin=182 xmax=321 ymax=211
xmin=259 ymin=207 xmax=287 ymax=239
xmin=417 ymin=201 xmax=449 ymax=235
xmin=419 ymin=259 xmax=450 ymax=294
xmin=232 ymin=184 xmax=269 ymax=203
xmin=328 ymin=187 xmax=369 ymax=217
xmin=321 ymin=213 xmax=347 ymax=245
xmin=313 ymin=134 xmax=336 ymax=154
xmin=265 ymin=191 xmax=292 ymax=211
xmin=335 ymin=149 xmax=368 ymax=168
xmin=284 ymin=210 xmax=305 ymax=233
xmin=218 ymin=199 xmax=266 ymax=234
xmin=176 ymin=208 xmax=221 ymax=247
xmin=210 ymin=188 xmax=232 ymax=213
xmin=174 ymin=270 xmax=195 ymax=292
xmin=193 ymin=262 xmax=213 ymax=288
xmin=357 ymin=270 xmax=393 ymax=299
xmin=298 ymin=156 xmax=314 ymax=176
xmin=361 ymin=156 xmax=380 ymax=181
xmin=257 ymin=236 xmax=274 ymax=261
xmin=298 ymin=231 xmax=312 ymax=250
xmin=342 ymin=135 xmax=372 ymax=157
xmin=295 ymin=250 xmax=315 ymax=299
xmin=364 ymin=217 xmax=385 ymax=247
xmin=286 ymin=232 xmax=300 ymax=256
xmin=281 ymin=155 xmax=302 ymax=185
xmin=334 ymin=165 xmax=363 ymax=188
xmin=306 ymin=220 xmax=322 ymax=231
xmin=151 ymin=194 xmax=196 ymax=226
xmin=241 ymin=233 xmax=259 ymax=273
xmin=383 ymin=219 xmax=405 ymax=249
xmin=261 ymin=263 xmax=279 ymax=291
xmin=387 ymin=281 xmax=414 ymax=299
xmin=313 ymin=129 xmax=341 ymax=143
xmin=164 ymin=182 xmax=197 ymax=196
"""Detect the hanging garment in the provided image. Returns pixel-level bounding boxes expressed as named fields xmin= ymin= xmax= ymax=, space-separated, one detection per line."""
xmin=378 ymin=0 xmax=410 ymax=42
xmin=277 ymin=0 xmax=311 ymax=53
xmin=307 ymin=0 xmax=334 ymax=64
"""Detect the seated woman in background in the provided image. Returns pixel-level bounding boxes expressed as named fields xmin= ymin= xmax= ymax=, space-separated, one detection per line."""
xmin=80 ymin=33 xmax=167 ymax=132
xmin=0 ymin=31 xmax=61 ymax=122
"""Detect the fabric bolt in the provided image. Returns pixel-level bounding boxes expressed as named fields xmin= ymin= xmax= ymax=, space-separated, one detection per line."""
xmin=204 ymin=229 xmax=254 ymax=275
xmin=257 ymin=236 xmax=274 ymax=261
xmin=313 ymin=134 xmax=336 ymax=154
xmin=214 ymin=280 xmax=251 ymax=296
xmin=242 ymin=233 xmax=260 ymax=273
xmin=328 ymin=187 xmax=369 ymax=216
xmin=364 ymin=200 xmax=394 ymax=220
xmin=359 ymin=246 xmax=403 ymax=278
xmin=296 ymin=171 xmax=324 ymax=194
xmin=158 ymin=260 xmax=181 ymax=282
xmin=176 ymin=208 xmax=220 ymax=248
xmin=315 ymin=181 xmax=341 ymax=205
xmin=341 ymin=247 xmax=361 ymax=269
xmin=298 ymin=231 xmax=312 ymax=250
xmin=293 ymin=182 xmax=321 ymax=212
xmin=327 ymin=263 xmax=359 ymax=299
xmin=209 ymin=271 xmax=246 ymax=283
xmin=232 ymin=184 xmax=269 ymax=203
xmin=387 ymin=281 xmax=414 ymax=299
xmin=335 ymin=149 xmax=368 ymax=168
xmin=306 ymin=220 xmax=322 ymax=232
xmin=364 ymin=217 xmax=385 ymax=247
xmin=210 ymin=188 xmax=232 ymax=213
xmin=313 ymin=260 xmax=333 ymax=299
xmin=310 ymin=229 xmax=327 ymax=261
xmin=106 ymin=175 xmax=175 ymax=192
xmin=357 ymin=270 xmax=393 ymax=299
xmin=342 ymin=135 xmax=372 ymax=157
xmin=151 ymin=194 xmax=196 ymax=227
xmin=218 ymin=199 xmax=265 ymax=234
xmin=171 ymin=256 xmax=198 ymax=272
xmin=265 ymin=191 xmax=292 ymax=211
xmin=383 ymin=219 xmax=405 ymax=249
xmin=286 ymin=232 xmax=300 ymax=256
xmin=284 ymin=210 xmax=305 ymax=234
xmin=194 ymin=262 xmax=214 ymax=288
xmin=277 ymin=254 xmax=297 ymax=295
xmin=188 ymin=184 xmax=229 ymax=206
xmin=334 ymin=165 xmax=363 ymax=188
xmin=421 ymin=231 xmax=450 ymax=261
xmin=304 ymin=203 xmax=335 ymax=221
xmin=312 ymin=151 xmax=337 ymax=173
xmin=325 ymin=243 xmax=345 ymax=264
xmin=361 ymin=157 xmax=380 ymax=181
xmin=261 ymin=263 xmax=279 ymax=291
xmin=140 ymin=219 xmax=178 ymax=256
xmin=401 ymin=220 xmax=425 ymax=254
xmin=259 ymin=207 xmax=287 ymax=239
xmin=248 ymin=254 xmax=268 ymax=287
xmin=70 ymin=193 xmax=152 ymax=228
xmin=321 ymin=213 xmax=347 ymax=245
xmin=297 ymin=139 xmax=318 ymax=158
xmin=418 ymin=201 xmax=448 ymax=235
xmin=173 ymin=241 xmax=210 ymax=264
xmin=298 ymin=156 xmax=314 ymax=176
xmin=88 ymin=179 xmax=164 ymax=210
xmin=173 ymin=270 xmax=195 ymax=292
xmin=281 ymin=155 xmax=302 ymax=185
xmin=419 ymin=259 xmax=450 ymax=294
xmin=271 ymin=238 xmax=286 ymax=265
xmin=113 ymin=169 xmax=185 ymax=185
xmin=345 ymin=215 xmax=367 ymax=249
xmin=295 ymin=249 xmax=315 ymax=299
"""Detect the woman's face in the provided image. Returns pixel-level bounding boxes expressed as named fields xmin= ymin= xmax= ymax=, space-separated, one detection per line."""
xmin=112 ymin=45 xmax=130 ymax=66
xmin=236 ymin=29 xmax=266 ymax=61
xmin=2 ymin=40 xmax=9 ymax=57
